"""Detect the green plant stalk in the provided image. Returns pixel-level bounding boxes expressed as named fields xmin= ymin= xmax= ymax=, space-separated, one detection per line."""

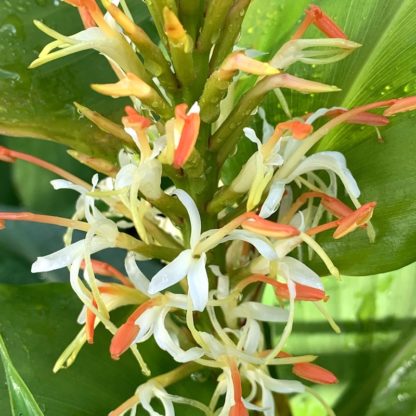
xmin=207 ymin=186 xmax=243 ymax=214
xmin=177 ymin=0 xmax=204 ymax=40
xmin=199 ymin=72 xmax=232 ymax=123
xmin=209 ymin=0 xmax=252 ymax=71
xmin=197 ymin=0 xmax=235 ymax=52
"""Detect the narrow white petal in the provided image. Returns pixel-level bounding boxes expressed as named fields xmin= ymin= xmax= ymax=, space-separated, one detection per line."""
xmin=153 ymin=308 xmax=204 ymax=362
xmin=305 ymin=106 xmax=346 ymax=125
xmin=134 ymin=307 xmax=161 ymax=343
xmin=278 ymin=256 xmax=323 ymax=290
xmin=258 ymin=372 xmax=305 ymax=394
xmin=115 ymin=164 xmax=136 ymax=189
xmin=31 ymin=240 xmax=85 ymax=272
xmin=221 ymin=230 xmax=277 ymax=261
xmin=243 ymin=320 xmax=262 ymax=354
xmin=148 ymin=250 xmax=193 ymax=294
xmin=50 ymin=179 xmax=87 ymax=194
xmin=124 ymin=252 xmax=150 ymax=295
xmin=285 ymin=151 xmax=360 ymax=198
xmin=172 ymin=189 xmax=201 ymax=248
xmin=231 ymin=302 xmax=289 ymax=322
xmin=243 ymin=127 xmax=262 ymax=148
xmin=259 ymin=181 xmax=286 ymax=218
xmin=187 ymin=254 xmax=209 ymax=311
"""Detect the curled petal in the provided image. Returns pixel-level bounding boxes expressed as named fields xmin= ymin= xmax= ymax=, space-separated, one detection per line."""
xmin=187 ymin=254 xmax=209 ymax=312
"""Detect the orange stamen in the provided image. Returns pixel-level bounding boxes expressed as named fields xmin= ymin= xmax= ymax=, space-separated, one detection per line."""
xmin=237 ymin=274 xmax=328 ymax=302
xmin=86 ymin=299 xmax=98 ymax=344
xmin=384 ymin=96 xmax=416 ymax=116
xmin=292 ymin=5 xmax=347 ymax=40
xmin=241 ymin=214 xmax=300 ymax=238
xmin=277 ymin=120 xmax=313 ymax=140
xmin=0 ymin=146 xmax=90 ymax=188
xmin=173 ymin=104 xmax=201 ymax=169
xmin=229 ymin=359 xmax=248 ymax=416
xmin=80 ymin=259 xmax=133 ymax=287
xmin=326 ymin=109 xmax=389 ymax=126
xmin=333 ymin=202 xmax=376 ymax=239
xmin=122 ymin=106 xmax=152 ymax=158
xmin=0 ymin=212 xmax=90 ymax=232
xmin=64 ymin=0 xmax=112 ymax=34
xmin=110 ymin=298 xmax=160 ymax=360
xmin=277 ymin=352 xmax=338 ymax=384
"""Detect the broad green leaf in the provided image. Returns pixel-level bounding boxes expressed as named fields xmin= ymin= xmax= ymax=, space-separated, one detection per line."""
xmin=0 ymin=1 xmax=152 ymax=161
xmin=0 ymin=333 xmax=44 ymax=416
xmin=271 ymin=262 xmax=416 ymax=415
xmin=306 ymin=114 xmax=416 ymax=275
xmin=0 ymin=283 xmax=215 ymax=415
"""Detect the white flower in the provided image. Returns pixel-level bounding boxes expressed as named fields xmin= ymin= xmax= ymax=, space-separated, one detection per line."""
xmin=112 ymin=253 xmax=204 ymax=363
xmin=148 ymin=189 xmax=276 ymax=311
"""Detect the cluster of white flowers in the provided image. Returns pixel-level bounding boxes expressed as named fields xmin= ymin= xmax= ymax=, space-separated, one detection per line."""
xmin=2 ymin=1 xmax=414 ymax=415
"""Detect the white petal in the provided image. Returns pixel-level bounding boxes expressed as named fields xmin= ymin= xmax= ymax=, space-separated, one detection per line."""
xmin=259 ymin=181 xmax=286 ymax=218
xmin=77 ymin=306 xmax=87 ymax=325
xmin=134 ymin=307 xmax=161 ymax=343
xmin=187 ymin=254 xmax=209 ymax=311
xmin=115 ymin=163 xmax=136 ymax=189
xmin=231 ymin=302 xmax=289 ymax=322
xmin=31 ymin=240 xmax=85 ymax=272
xmin=136 ymin=383 xmax=163 ymax=416
xmin=137 ymin=159 xmax=163 ymax=200
xmin=278 ymin=256 xmax=323 ymax=290
xmin=243 ymin=127 xmax=262 ymax=149
xmin=243 ymin=320 xmax=262 ymax=354
xmin=188 ymin=102 xmax=200 ymax=114
xmin=124 ymin=252 xmax=150 ymax=295
xmin=50 ymin=179 xmax=87 ymax=194
xmin=258 ymin=372 xmax=305 ymax=394
xmin=153 ymin=308 xmax=204 ymax=362
xmin=305 ymin=106 xmax=346 ymax=125
xmin=172 ymin=189 xmax=201 ymax=248
xmin=285 ymin=151 xmax=360 ymax=198
xmin=230 ymin=153 xmax=258 ymax=193
xmin=221 ymin=230 xmax=277 ymax=261
xmin=148 ymin=250 xmax=193 ymax=294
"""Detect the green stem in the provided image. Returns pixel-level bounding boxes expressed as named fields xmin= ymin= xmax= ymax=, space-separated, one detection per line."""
xmin=197 ymin=0 xmax=235 ymax=53
xmin=178 ymin=0 xmax=204 ymax=40
xmin=209 ymin=0 xmax=252 ymax=71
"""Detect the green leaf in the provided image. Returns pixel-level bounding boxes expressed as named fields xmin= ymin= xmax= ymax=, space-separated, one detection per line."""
xmin=0 ymin=1 xmax=151 ymax=161
xmin=307 ymin=113 xmax=416 ymax=275
xmin=0 ymin=283 xmax=214 ymax=415
xmin=0 ymin=333 xmax=44 ymax=416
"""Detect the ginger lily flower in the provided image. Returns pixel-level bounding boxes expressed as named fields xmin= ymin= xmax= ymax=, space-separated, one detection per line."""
xmin=261 ymin=150 xmax=360 ymax=219
xmin=110 ymin=252 xmax=204 ymax=362
xmin=30 ymin=1 xmax=146 ymax=78
xmin=148 ymin=190 xmax=277 ymax=311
